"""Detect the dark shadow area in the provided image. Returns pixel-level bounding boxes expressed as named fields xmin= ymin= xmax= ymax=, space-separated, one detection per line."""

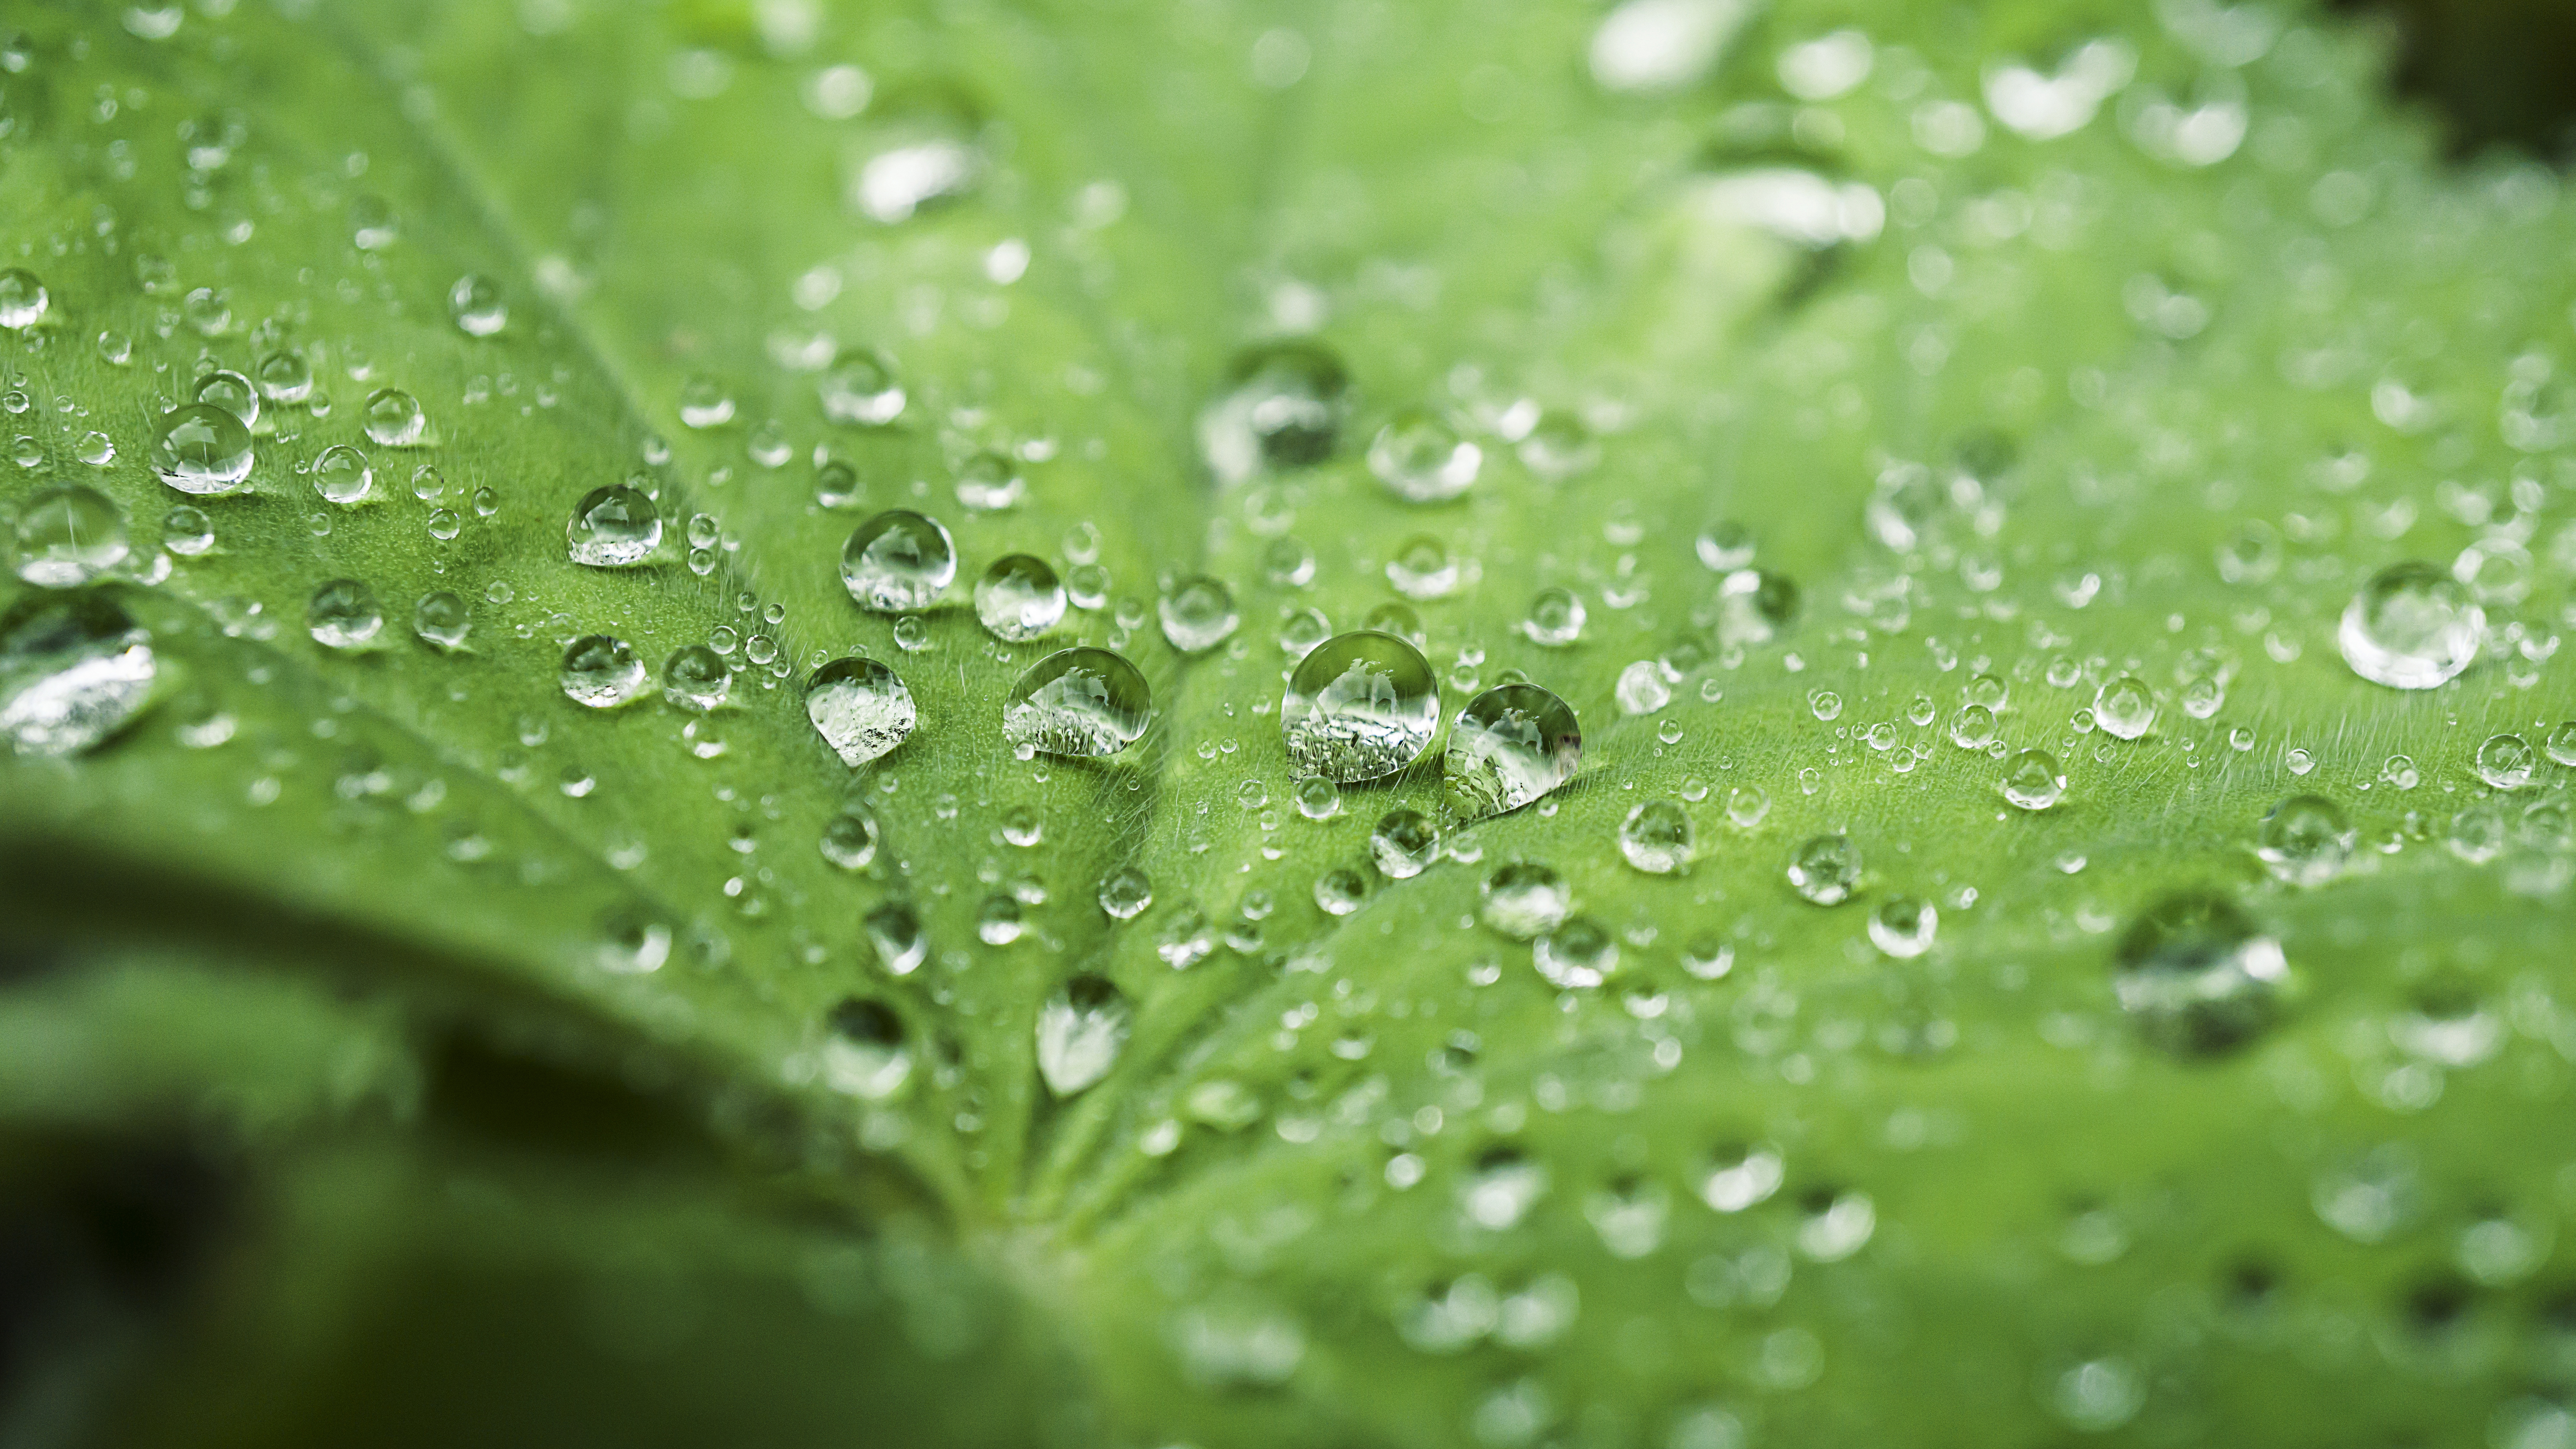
xmin=2336 ymin=0 xmax=2576 ymax=160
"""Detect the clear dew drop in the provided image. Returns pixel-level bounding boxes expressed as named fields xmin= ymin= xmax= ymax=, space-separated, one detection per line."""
xmin=1480 ymin=862 xmax=1570 ymax=940
xmin=805 ymin=656 xmax=917 ymax=765
xmin=2257 ymin=794 xmax=2353 ymax=887
xmin=1282 ymin=630 xmax=1440 ymax=784
xmin=1444 ymin=682 xmax=1581 ymax=818
xmin=0 ymin=268 xmax=49 ymax=330
xmin=818 ymin=347 xmax=907 ymax=426
xmin=821 ymin=998 xmax=911 ymax=1101
xmin=12 ymin=485 xmax=129 ymax=587
xmin=1197 ymin=340 xmax=1350 ymax=484
xmin=2545 ymin=722 xmax=2576 ymax=768
xmin=1313 ymin=866 xmax=1368 ymax=916
xmin=2475 ymin=733 xmax=2536 ymax=790
xmin=149 ymin=403 xmax=254 ymax=495
xmin=1701 ymin=1143 xmax=1785 ymax=1213
xmin=1786 ymin=833 xmax=1861 ymax=905
xmin=310 ymin=444 xmax=372 ymax=505
xmin=1367 ymin=409 xmax=1482 ymax=503
xmin=1036 ymin=974 xmax=1130 ymax=1097
xmin=839 ymin=509 xmax=955 ymax=612
xmin=255 ymin=350 xmax=313 ymax=403
xmin=163 ymin=505 xmax=213 ymax=558
xmin=2001 ymin=748 xmax=2065 ymax=810
xmin=952 ymin=451 xmax=1024 ymax=512
xmin=850 ymin=106 xmax=986 ymax=224
xmin=1369 ymin=807 xmax=1441 ymax=879
xmin=304 ymin=578 xmax=382 ymax=649
xmin=193 ymin=368 xmax=258 ymax=428
xmin=0 ymin=591 xmax=159 ymax=758
xmin=362 ymin=388 xmax=424 ymax=447
xmin=1098 ymin=865 xmax=1153 ymax=920
xmin=865 ymin=901 xmax=928 ymax=976
xmin=559 ymin=634 xmax=647 ymax=708
xmin=565 ymin=484 xmax=662 ymax=567
xmin=1949 ymin=703 xmax=1996 ymax=750
xmin=820 ymin=803 xmax=881 ymax=870
xmin=412 ymin=591 xmax=471 ymax=650
xmin=1520 ymin=587 xmax=1586 ymax=646
xmin=449 ymin=273 xmax=507 ymax=336
xmin=1867 ymin=896 xmax=1938 ymax=958
xmin=1291 ymin=775 xmax=1341 ymax=820
xmin=2092 ymin=674 xmax=2156 ymax=740
xmin=1533 ymin=917 xmax=1619 ymax=989
xmin=1461 ymin=1147 xmax=1549 ymax=1229
xmin=1003 ymin=647 xmax=1153 ymax=757
xmin=2339 ymin=561 xmax=2484 ymax=689
xmin=2114 ymin=891 xmax=2287 ymax=1054
xmin=1694 ymin=521 xmax=1756 ymax=571
xmin=1385 ymin=535 xmax=1460 ymax=599
xmin=1615 ymin=661 xmax=1672 ymax=716
xmin=1618 ymin=800 xmax=1693 ymax=874
xmin=975 ymin=554 xmax=1067 ymax=643
xmin=1159 ymin=575 xmax=1240 ymax=653
xmin=661 ymin=644 xmax=732 ymax=711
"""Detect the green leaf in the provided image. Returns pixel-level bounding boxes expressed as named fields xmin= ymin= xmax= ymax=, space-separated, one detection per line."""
xmin=6 ymin=1 xmax=2576 ymax=1443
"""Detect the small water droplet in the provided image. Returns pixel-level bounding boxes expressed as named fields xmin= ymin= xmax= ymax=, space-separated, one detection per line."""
xmin=661 ymin=644 xmax=731 ymax=711
xmin=1786 ymin=834 xmax=1861 ymax=905
xmin=149 ymin=403 xmax=253 ymax=495
xmin=1036 ymin=974 xmax=1130 ymax=1096
xmin=2257 ymin=794 xmax=2353 ymax=886
xmin=2092 ymin=674 xmax=2156 ymax=740
xmin=1520 ymin=587 xmax=1586 ymax=647
xmin=2114 ymin=892 xmax=2286 ymax=1053
xmin=450 ymin=273 xmax=507 ymax=336
xmin=2475 ymin=733 xmax=2536 ymax=790
xmin=304 ymin=578 xmax=382 ymax=649
xmin=1867 ymin=896 xmax=1938 ymax=958
xmin=1445 ymin=683 xmax=1580 ymax=818
xmin=975 ymin=554 xmax=1068 ymax=642
xmin=818 ymin=347 xmax=907 ymax=426
xmin=565 ymin=484 xmax=662 ymax=566
xmin=1098 ymin=865 xmax=1153 ymax=919
xmin=1160 ymin=575 xmax=1240 ymax=653
xmin=866 ymin=900 xmax=928 ymax=976
xmin=1198 ymin=341 xmax=1349 ymax=483
xmin=311 ymin=443 xmax=372 ymax=505
xmin=2001 ymin=749 xmax=2065 ymax=810
xmin=820 ymin=803 xmax=881 ymax=870
xmin=0 ymin=269 xmax=49 ymax=330
xmin=1618 ymin=800 xmax=1693 ymax=873
xmin=1369 ymin=807 xmax=1441 ymax=879
xmin=2339 ymin=561 xmax=2484 ymax=689
xmin=1534 ymin=917 xmax=1619 ymax=988
xmin=821 ymin=998 xmax=911 ymax=1100
xmin=413 ymin=591 xmax=471 ymax=650
xmin=1367 ymin=409 xmax=1481 ymax=503
xmin=12 ymin=485 xmax=128 ymax=587
xmin=363 ymin=388 xmax=423 ymax=446
xmin=840 ymin=509 xmax=955 ymax=612
xmin=805 ymin=656 xmax=917 ymax=764
xmin=559 ymin=634 xmax=647 ymax=707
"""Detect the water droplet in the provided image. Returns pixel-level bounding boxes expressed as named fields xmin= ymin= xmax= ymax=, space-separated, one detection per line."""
xmin=0 ymin=591 xmax=158 ymax=757
xmin=2545 ymin=722 xmax=2576 ymax=767
xmin=1481 ymin=863 xmax=1570 ymax=940
xmin=805 ymin=656 xmax=917 ymax=765
xmin=1386 ymin=535 xmax=1460 ymax=599
xmin=1615 ymin=661 xmax=1672 ymax=716
xmin=1445 ymin=683 xmax=1581 ymax=818
xmin=1868 ymin=896 xmax=1938 ymax=958
xmin=12 ymin=485 xmax=128 ymax=587
xmin=818 ymin=348 xmax=907 ymax=426
xmin=820 ymin=803 xmax=881 ymax=870
xmin=1198 ymin=341 xmax=1349 ymax=483
xmin=1276 ymin=606 xmax=1332 ymax=658
xmin=677 ymin=376 xmax=734 ymax=429
xmin=1520 ymin=587 xmax=1585 ymax=646
xmin=304 ymin=578 xmax=382 ymax=649
xmin=0 ymin=269 xmax=48 ymax=330
xmin=1618 ymin=800 xmax=1693 ymax=873
xmin=1367 ymin=409 xmax=1481 ymax=503
xmin=2092 ymin=674 xmax=2156 ymax=740
xmin=1534 ymin=917 xmax=1619 ymax=988
xmin=2476 ymin=733 xmax=2536 ymax=790
xmin=163 ymin=505 xmax=213 ymax=558
xmin=978 ymin=894 xmax=1026 ymax=944
xmin=2257 ymin=794 xmax=2353 ymax=886
xmin=1701 ymin=1143 xmax=1785 ymax=1212
xmin=565 ymin=484 xmax=661 ymax=567
xmin=2339 ymin=561 xmax=2484 ymax=689
xmin=1712 ymin=568 xmax=1798 ymax=646
xmin=1948 ymin=703 xmax=1996 ymax=750
xmin=1036 ymin=974 xmax=1130 ymax=1096
xmin=363 ymin=388 xmax=424 ymax=446
xmin=450 ymin=273 xmax=507 ymax=336
xmin=2001 ymin=749 xmax=2065 ymax=810
xmin=255 ymin=351 xmax=313 ymax=403
xmin=1159 ymin=575 xmax=1240 ymax=653
xmin=310 ymin=443 xmax=372 ymax=505
xmin=974 ymin=554 xmax=1067 ymax=642
xmin=559 ymin=634 xmax=647 ymax=708
xmin=149 ymin=403 xmax=253 ymax=495
xmin=1516 ymin=409 xmax=1599 ymax=480
xmin=1725 ymin=783 xmax=1770 ymax=828
xmin=408 ymin=591 xmax=470 ymax=650
xmin=2114 ymin=891 xmax=2286 ymax=1053
xmin=192 ymin=368 xmax=258 ymax=429
xmin=851 ymin=105 xmax=985 ymax=224
xmin=1291 ymin=775 xmax=1340 ymax=820
xmin=866 ymin=901 xmax=928 ymax=976
xmin=1787 ymin=834 xmax=1861 ymax=905
xmin=821 ymin=998 xmax=911 ymax=1100
xmin=1313 ymin=866 xmax=1368 ymax=915
xmin=1095 ymin=865 xmax=1154 ymax=920
xmin=1369 ymin=807 xmax=1441 ymax=879
xmin=839 ymin=509 xmax=954 ymax=612
xmin=595 ymin=910 xmax=671 ymax=974
xmin=1282 ymin=630 xmax=1440 ymax=783
xmin=1262 ymin=537 xmax=1316 ymax=587
xmin=660 ymin=644 xmax=731 ymax=711
xmin=1694 ymin=521 xmax=1756 ymax=571
xmin=1004 ymin=647 xmax=1152 ymax=757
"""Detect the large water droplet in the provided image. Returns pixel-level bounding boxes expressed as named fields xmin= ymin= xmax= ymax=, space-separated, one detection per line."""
xmin=2114 ymin=891 xmax=2286 ymax=1053
xmin=818 ymin=347 xmax=907 ymax=426
xmin=1198 ymin=341 xmax=1350 ymax=483
xmin=305 ymin=578 xmax=383 ymax=649
xmin=661 ymin=644 xmax=731 ymax=711
xmin=559 ymin=634 xmax=647 ymax=708
xmin=1003 ymin=647 xmax=1152 ymax=757
xmin=1282 ymin=630 xmax=1440 ymax=783
xmin=1098 ymin=865 xmax=1153 ymax=919
xmin=2092 ymin=674 xmax=2156 ymax=740
xmin=2256 ymin=794 xmax=2352 ymax=886
xmin=975 ymin=554 xmax=1067 ymax=642
xmin=450 ymin=273 xmax=507 ymax=336
xmin=565 ymin=484 xmax=662 ymax=567
xmin=363 ymin=388 xmax=424 ymax=446
xmin=413 ymin=591 xmax=471 ymax=650
xmin=806 ymin=656 xmax=917 ymax=765
xmin=820 ymin=802 xmax=881 ymax=870
xmin=1444 ymin=683 xmax=1581 ymax=818
xmin=840 ymin=509 xmax=955 ymax=612
xmin=1481 ymin=862 xmax=1570 ymax=940
xmin=1787 ymin=834 xmax=1861 ymax=904
xmin=1159 ymin=575 xmax=1240 ymax=653
xmin=1036 ymin=974 xmax=1130 ymax=1097
xmin=1618 ymin=800 xmax=1694 ymax=874
xmin=149 ymin=403 xmax=253 ymax=495
xmin=310 ymin=444 xmax=372 ymax=505
xmin=193 ymin=369 xmax=258 ymax=428
xmin=2339 ymin=561 xmax=2483 ymax=689
xmin=1367 ymin=409 xmax=1481 ymax=503
xmin=0 ymin=592 xmax=158 ymax=757
xmin=12 ymin=485 xmax=129 ymax=587
xmin=1868 ymin=896 xmax=1938 ymax=958
xmin=2000 ymin=748 xmax=2065 ymax=810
